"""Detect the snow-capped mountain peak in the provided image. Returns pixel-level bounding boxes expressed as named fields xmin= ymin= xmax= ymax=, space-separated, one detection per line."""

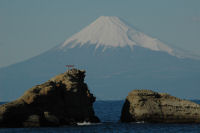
xmin=60 ymin=16 xmax=174 ymax=55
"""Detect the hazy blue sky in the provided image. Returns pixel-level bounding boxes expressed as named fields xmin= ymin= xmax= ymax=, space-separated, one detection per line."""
xmin=0 ymin=0 xmax=200 ymax=67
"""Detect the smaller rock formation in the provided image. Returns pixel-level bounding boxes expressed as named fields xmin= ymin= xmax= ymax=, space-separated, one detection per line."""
xmin=0 ymin=69 xmax=100 ymax=127
xmin=121 ymin=89 xmax=200 ymax=123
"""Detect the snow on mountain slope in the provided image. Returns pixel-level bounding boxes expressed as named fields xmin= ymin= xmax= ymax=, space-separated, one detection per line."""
xmin=60 ymin=16 xmax=174 ymax=55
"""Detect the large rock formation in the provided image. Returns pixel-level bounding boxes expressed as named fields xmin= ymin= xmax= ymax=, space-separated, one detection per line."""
xmin=121 ymin=90 xmax=200 ymax=123
xmin=0 ymin=69 xmax=100 ymax=127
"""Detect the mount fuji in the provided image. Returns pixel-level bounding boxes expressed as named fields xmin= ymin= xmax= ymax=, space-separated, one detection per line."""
xmin=1 ymin=16 xmax=200 ymax=101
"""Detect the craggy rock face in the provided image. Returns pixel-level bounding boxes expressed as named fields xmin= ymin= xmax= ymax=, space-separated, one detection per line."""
xmin=120 ymin=90 xmax=200 ymax=123
xmin=0 ymin=69 xmax=100 ymax=127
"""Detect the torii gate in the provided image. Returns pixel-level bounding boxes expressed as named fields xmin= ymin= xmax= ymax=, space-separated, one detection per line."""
xmin=65 ymin=65 xmax=75 ymax=70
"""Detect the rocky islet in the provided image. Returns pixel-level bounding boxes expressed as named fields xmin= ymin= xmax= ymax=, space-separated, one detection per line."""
xmin=1 ymin=69 xmax=200 ymax=127
xmin=120 ymin=89 xmax=200 ymax=123
xmin=0 ymin=69 xmax=100 ymax=127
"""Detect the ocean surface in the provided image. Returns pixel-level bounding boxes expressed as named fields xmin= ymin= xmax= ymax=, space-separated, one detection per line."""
xmin=1 ymin=100 xmax=200 ymax=133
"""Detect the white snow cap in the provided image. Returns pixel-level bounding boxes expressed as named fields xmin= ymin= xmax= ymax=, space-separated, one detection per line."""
xmin=61 ymin=16 xmax=174 ymax=55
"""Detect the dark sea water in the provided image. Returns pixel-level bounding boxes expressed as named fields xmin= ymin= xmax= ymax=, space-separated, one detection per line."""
xmin=1 ymin=101 xmax=200 ymax=133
